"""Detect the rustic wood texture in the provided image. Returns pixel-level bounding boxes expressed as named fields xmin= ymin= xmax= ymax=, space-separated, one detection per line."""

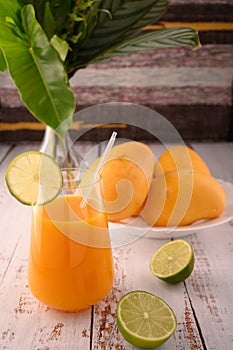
xmin=0 ymin=141 xmax=232 ymax=349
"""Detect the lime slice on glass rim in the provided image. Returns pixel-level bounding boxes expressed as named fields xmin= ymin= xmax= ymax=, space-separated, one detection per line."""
xmin=5 ymin=151 xmax=63 ymax=206
xmin=117 ymin=290 xmax=177 ymax=349
xmin=150 ymin=239 xmax=194 ymax=284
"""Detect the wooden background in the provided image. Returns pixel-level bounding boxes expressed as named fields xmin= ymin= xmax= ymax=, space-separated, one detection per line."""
xmin=0 ymin=141 xmax=233 ymax=349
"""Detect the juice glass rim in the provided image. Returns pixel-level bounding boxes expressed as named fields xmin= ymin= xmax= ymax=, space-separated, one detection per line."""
xmin=61 ymin=168 xmax=102 ymax=191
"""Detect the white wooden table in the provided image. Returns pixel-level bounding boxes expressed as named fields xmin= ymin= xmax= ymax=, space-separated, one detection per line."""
xmin=0 ymin=142 xmax=233 ymax=350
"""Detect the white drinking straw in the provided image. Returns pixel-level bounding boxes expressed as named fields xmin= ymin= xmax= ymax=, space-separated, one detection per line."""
xmin=79 ymin=131 xmax=117 ymax=208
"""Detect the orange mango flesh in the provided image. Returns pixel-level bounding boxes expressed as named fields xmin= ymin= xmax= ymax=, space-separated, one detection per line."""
xmin=87 ymin=143 xmax=226 ymax=227
xmin=101 ymin=158 xmax=151 ymax=221
xmin=88 ymin=142 xmax=154 ymax=222
xmin=141 ymin=171 xmax=226 ymax=227
xmin=154 ymin=145 xmax=211 ymax=177
xmin=28 ymin=195 xmax=114 ymax=312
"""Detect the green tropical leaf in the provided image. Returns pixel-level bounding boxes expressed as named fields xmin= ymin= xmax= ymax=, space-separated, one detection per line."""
xmin=0 ymin=0 xmax=201 ymax=138
xmin=92 ymin=0 xmax=121 ymax=25
xmin=90 ymin=27 xmax=201 ymax=63
xmin=43 ymin=2 xmax=56 ymax=39
xmin=20 ymin=0 xmax=48 ymax=24
xmin=124 ymin=0 xmax=168 ymax=35
xmin=0 ymin=0 xmax=22 ymax=27
xmin=0 ymin=49 xmax=7 ymax=72
xmin=88 ymin=0 xmax=166 ymax=26
xmin=94 ymin=0 xmax=168 ymax=37
xmin=48 ymin=0 xmax=72 ymax=29
xmin=66 ymin=0 xmax=163 ymax=74
xmin=50 ymin=35 xmax=69 ymax=62
xmin=0 ymin=5 xmax=75 ymax=136
xmin=85 ymin=0 xmax=158 ymax=47
xmin=20 ymin=0 xmax=72 ymax=33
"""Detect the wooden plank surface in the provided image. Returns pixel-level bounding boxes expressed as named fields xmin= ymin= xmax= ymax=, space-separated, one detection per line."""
xmin=92 ymin=239 xmax=204 ymax=350
xmin=0 ymin=143 xmax=97 ymax=350
xmin=187 ymin=226 xmax=233 ymax=350
xmin=0 ymin=142 xmax=232 ymax=349
xmin=187 ymin=142 xmax=233 ymax=350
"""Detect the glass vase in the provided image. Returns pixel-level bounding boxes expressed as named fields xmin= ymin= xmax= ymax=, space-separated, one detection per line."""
xmin=40 ymin=126 xmax=87 ymax=168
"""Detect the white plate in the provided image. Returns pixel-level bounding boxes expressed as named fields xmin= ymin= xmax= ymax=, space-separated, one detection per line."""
xmin=109 ymin=180 xmax=233 ymax=242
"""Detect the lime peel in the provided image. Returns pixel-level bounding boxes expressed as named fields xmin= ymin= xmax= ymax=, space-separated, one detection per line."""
xmin=116 ymin=290 xmax=177 ymax=348
xmin=5 ymin=151 xmax=63 ymax=206
xmin=150 ymin=239 xmax=194 ymax=284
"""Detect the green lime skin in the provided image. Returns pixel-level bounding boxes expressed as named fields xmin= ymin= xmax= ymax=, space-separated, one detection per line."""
xmin=150 ymin=239 xmax=195 ymax=284
xmin=116 ymin=290 xmax=177 ymax=349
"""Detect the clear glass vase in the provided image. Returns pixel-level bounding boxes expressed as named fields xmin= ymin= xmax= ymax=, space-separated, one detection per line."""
xmin=40 ymin=126 xmax=87 ymax=168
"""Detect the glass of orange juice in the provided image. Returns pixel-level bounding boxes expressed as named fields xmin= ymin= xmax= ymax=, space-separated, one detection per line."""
xmin=28 ymin=168 xmax=114 ymax=312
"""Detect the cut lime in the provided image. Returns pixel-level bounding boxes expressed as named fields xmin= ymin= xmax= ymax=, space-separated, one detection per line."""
xmin=5 ymin=151 xmax=63 ymax=206
xmin=150 ymin=239 xmax=194 ymax=284
xmin=116 ymin=290 xmax=177 ymax=349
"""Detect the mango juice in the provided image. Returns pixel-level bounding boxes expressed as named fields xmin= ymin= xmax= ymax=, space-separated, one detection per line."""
xmin=28 ymin=195 xmax=114 ymax=311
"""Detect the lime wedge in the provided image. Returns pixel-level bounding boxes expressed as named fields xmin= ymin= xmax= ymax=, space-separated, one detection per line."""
xmin=150 ymin=239 xmax=194 ymax=284
xmin=5 ymin=151 xmax=63 ymax=206
xmin=117 ymin=290 xmax=177 ymax=349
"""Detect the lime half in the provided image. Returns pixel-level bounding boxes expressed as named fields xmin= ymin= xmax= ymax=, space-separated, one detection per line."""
xmin=150 ymin=239 xmax=194 ymax=284
xmin=5 ymin=151 xmax=63 ymax=206
xmin=117 ymin=290 xmax=177 ymax=349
